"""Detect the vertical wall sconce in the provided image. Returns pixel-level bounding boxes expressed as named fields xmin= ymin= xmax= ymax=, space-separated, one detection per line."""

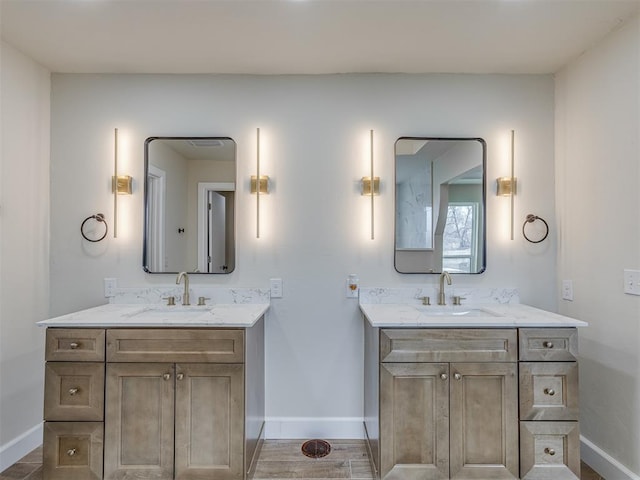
xmin=111 ymin=128 xmax=133 ymax=238
xmin=251 ymin=128 xmax=270 ymax=238
xmin=496 ymin=130 xmax=517 ymax=240
xmin=361 ymin=130 xmax=379 ymax=240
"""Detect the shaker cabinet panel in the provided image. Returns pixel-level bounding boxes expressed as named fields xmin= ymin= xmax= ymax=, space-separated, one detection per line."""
xmin=44 ymin=362 xmax=104 ymax=421
xmin=104 ymin=363 xmax=175 ymax=480
xmin=381 ymin=329 xmax=517 ymax=363
xmin=520 ymin=421 xmax=580 ymax=480
xmin=519 ymin=329 xmax=578 ymax=362
xmin=174 ymin=363 xmax=245 ymax=480
xmin=449 ymin=363 xmax=519 ymax=479
xmin=46 ymin=328 xmax=105 ymax=362
xmin=380 ymin=363 xmax=449 ymax=480
xmin=43 ymin=421 xmax=103 ymax=480
xmin=520 ymin=362 xmax=579 ymax=421
xmin=107 ymin=329 xmax=244 ymax=363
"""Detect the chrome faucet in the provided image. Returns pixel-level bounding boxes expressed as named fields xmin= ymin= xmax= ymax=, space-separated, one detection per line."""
xmin=176 ymin=272 xmax=190 ymax=306
xmin=438 ymin=271 xmax=452 ymax=305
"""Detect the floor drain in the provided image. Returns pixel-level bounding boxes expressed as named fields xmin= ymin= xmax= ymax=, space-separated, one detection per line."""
xmin=301 ymin=439 xmax=331 ymax=458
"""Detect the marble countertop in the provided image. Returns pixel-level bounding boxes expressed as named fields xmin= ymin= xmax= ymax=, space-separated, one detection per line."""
xmin=360 ymin=302 xmax=588 ymax=328
xmin=37 ymin=303 xmax=270 ymax=328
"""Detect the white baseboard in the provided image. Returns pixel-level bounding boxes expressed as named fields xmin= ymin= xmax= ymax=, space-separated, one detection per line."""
xmin=581 ymin=435 xmax=640 ymax=480
xmin=264 ymin=417 xmax=365 ymax=439
xmin=0 ymin=422 xmax=43 ymax=472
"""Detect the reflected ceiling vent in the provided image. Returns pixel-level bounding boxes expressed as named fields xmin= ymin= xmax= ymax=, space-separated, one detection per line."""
xmin=187 ymin=139 xmax=224 ymax=148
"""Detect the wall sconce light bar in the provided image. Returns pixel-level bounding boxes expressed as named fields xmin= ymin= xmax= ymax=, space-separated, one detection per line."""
xmin=250 ymin=175 xmax=270 ymax=194
xmin=361 ymin=176 xmax=380 ymax=196
xmin=496 ymin=130 xmax=517 ymax=240
xmin=254 ymin=128 xmax=270 ymax=238
xmin=112 ymin=128 xmax=133 ymax=239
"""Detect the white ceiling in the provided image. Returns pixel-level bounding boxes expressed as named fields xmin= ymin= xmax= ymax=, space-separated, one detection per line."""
xmin=1 ymin=0 xmax=639 ymax=75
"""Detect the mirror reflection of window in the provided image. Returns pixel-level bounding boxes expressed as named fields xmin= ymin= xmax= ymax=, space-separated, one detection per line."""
xmin=143 ymin=137 xmax=236 ymax=274
xmin=394 ymin=138 xmax=486 ymax=274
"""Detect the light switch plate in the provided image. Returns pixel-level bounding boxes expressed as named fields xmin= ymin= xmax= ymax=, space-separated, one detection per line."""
xmin=623 ymin=269 xmax=640 ymax=296
xmin=270 ymin=278 xmax=283 ymax=298
xmin=104 ymin=278 xmax=117 ymax=298
xmin=562 ymin=280 xmax=573 ymax=301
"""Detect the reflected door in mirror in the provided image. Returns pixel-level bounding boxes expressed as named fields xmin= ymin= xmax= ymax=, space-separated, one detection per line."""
xmin=144 ymin=137 xmax=236 ymax=274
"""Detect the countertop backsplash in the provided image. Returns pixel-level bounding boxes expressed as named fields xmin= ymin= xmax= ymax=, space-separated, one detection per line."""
xmin=108 ymin=286 xmax=271 ymax=305
xmin=358 ymin=287 xmax=519 ymax=305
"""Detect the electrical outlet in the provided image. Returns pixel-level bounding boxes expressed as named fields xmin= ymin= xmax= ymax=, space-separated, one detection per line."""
xmin=562 ymin=280 xmax=573 ymax=301
xmin=624 ymin=269 xmax=640 ymax=296
xmin=346 ymin=274 xmax=359 ymax=298
xmin=270 ymin=278 xmax=283 ymax=298
xmin=104 ymin=278 xmax=117 ymax=298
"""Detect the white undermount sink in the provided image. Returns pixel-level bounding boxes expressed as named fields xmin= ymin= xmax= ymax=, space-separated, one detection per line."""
xmin=413 ymin=306 xmax=499 ymax=317
xmin=124 ymin=305 xmax=212 ymax=318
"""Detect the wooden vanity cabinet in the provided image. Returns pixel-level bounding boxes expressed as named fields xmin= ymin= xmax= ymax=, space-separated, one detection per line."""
xmin=365 ymin=326 xmax=581 ymax=480
xmin=43 ymin=328 xmax=106 ymax=480
xmin=374 ymin=329 xmax=519 ymax=480
xmin=518 ymin=328 xmax=580 ymax=480
xmin=42 ymin=322 xmax=265 ymax=480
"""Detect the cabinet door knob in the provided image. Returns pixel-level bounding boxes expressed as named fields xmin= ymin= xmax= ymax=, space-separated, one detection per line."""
xmin=69 ymin=342 xmax=79 ymax=349
xmin=544 ymin=447 xmax=556 ymax=456
xmin=544 ymin=388 xmax=556 ymax=396
xmin=454 ymin=373 xmax=462 ymax=381
xmin=440 ymin=373 xmax=448 ymax=380
xmin=67 ymin=448 xmax=77 ymax=457
xmin=176 ymin=373 xmax=184 ymax=381
xmin=543 ymin=341 xmax=554 ymax=349
xmin=163 ymin=373 xmax=171 ymax=381
xmin=68 ymin=387 xmax=79 ymax=396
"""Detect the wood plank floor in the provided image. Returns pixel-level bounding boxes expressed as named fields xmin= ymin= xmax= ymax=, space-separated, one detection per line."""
xmin=1 ymin=440 xmax=606 ymax=479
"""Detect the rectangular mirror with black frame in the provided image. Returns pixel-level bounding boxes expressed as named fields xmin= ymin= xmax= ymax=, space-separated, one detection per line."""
xmin=395 ymin=137 xmax=486 ymax=274
xmin=143 ymin=137 xmax=236 ymax=274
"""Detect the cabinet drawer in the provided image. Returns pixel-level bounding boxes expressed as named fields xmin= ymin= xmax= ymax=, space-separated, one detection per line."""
xmin=45 ymin=362 xmax=105 ymax=421
xmin=519 ymin=328 xmax=578 ymax=361
xmin=520 ymin=421 xmax=580 ymax=480
xmin=519 ymin=362 xmax=579 ymax=421
xmin=380 ymin=329 xmax=517 ymax=362
xmin=46 ymin=329 xmax=105 ymax=362
xmin=107 ymin=328 xmax=244 ymax=363
xmin=43 ymin=421 xmax=103 ymax=480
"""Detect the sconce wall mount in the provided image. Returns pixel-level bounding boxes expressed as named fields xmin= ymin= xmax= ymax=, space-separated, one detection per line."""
xmin=361 ymin=176 xmax=380 ymax=196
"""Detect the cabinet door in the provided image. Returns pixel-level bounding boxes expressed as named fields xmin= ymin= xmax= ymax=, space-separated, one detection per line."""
xmin=380 ymin=363 xmax=449 ymax=480
xmin=104 ymin=363 xmax=175 ymax=480
xmin=175 ymin=363 xmax=244 ymax=480
xmin=450 ymin=363 xmax=519 ymax=479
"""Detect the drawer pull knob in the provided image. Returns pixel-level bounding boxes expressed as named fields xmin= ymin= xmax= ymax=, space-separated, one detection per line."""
xmin=440 ymin=373 xmax=448 ymax=380
xmin=67 ymin=448 xmax=77 ymax=457
xmin=68 ymin=388 xmax=79 ymax=396
xmin=454 ymin=373 xmax=462 ymax=381
xmin=544 ymin=388 xmax=556 ymax=396
xmin=176 ymin=373 xmax=184 ymax=381
xmin=163 ymin=373 xmax=171 ymax=381
xmin=544 ymin=447 xmax=556 ymax=456
xmin=543 ymin=341 xmax=554 ymax=349
xmin=69 ymin=342 xmax=79 ymax=349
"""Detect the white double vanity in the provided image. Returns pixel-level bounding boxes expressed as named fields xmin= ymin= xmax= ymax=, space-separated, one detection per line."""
xmin=38 ymin=284 xmax=586 ymax=480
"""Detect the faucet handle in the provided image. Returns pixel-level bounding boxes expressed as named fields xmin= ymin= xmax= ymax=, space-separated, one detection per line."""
xmin=163 ymin=296 xmax=176 ymax=306
xmin=421 ymin=296 xmax=431 ymax=306
xmin=452 ymin=296 xmax=466 ymax=306
xmin=197 ymin=297 xmax=210 ymax=306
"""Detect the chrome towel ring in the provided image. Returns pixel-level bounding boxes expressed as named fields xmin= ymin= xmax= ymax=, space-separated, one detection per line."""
xmin=522 ymin=214 xmax=549 ymax=244
xmin=81 ymin=213 xmax=108 ymax=242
